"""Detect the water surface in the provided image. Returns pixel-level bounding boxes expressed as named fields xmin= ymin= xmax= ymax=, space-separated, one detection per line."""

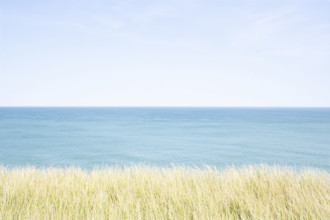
xmin=0 ymin=107 xmax=329 ymax=170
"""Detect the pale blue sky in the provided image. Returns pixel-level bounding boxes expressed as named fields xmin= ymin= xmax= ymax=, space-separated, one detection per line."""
xmin=1 ymin=0 xmax=329 ymax=106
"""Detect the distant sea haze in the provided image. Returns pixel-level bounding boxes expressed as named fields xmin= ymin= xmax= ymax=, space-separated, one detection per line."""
xmin=0 ymin=107 xmax=329 ymax=171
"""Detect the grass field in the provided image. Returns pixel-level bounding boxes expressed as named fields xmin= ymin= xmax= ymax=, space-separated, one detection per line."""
xmin=0 ymin=165 xmax=329 ymax=219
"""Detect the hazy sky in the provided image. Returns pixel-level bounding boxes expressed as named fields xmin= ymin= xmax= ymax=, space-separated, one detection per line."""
xmin=1 ymin=0 xmax=329 ymax=106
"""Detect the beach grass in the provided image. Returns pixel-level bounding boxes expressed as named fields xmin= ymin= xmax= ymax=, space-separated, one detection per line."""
xmin=0 ymin=165 xmax=329 ymax=219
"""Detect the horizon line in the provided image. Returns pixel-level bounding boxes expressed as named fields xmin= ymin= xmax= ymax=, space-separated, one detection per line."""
xmin=1 ymin=106 xmax=330 ymax=108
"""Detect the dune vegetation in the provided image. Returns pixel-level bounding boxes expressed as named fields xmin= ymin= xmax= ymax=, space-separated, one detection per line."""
xmin=0 ymin=165 xmax=329 ymax=219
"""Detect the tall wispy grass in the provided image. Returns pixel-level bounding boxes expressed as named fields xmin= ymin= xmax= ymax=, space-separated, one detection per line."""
xmin=0 ymin=165 xmax=329 ymax=219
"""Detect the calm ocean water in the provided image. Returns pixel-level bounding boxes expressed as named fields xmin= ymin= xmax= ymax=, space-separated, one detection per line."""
xmin=0 ymin=107 xmax=329 ymax=171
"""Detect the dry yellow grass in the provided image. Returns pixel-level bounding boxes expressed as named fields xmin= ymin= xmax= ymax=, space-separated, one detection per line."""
xmin=0 ymin=165 xmax=329 ymax=219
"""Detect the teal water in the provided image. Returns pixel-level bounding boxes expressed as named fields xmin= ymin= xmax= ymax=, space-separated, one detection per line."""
xmin=0 ymin=107 xmax=329 ymax=171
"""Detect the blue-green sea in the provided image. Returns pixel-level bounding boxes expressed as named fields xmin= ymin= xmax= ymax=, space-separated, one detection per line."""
xmin=0 ymin=107 xmax=329 ymax=171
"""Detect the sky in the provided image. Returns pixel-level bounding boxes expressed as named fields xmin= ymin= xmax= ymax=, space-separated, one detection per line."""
xmin=0 ymin=0 xmax=330 ymax=107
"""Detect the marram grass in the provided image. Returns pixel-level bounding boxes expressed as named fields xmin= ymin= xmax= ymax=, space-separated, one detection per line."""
xmin=0 ymin=165 xmax=329 ymax=219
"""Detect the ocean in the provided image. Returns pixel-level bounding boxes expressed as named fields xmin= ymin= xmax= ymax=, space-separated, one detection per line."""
xmin=0 ymin=107 xmax=329 ymax=171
